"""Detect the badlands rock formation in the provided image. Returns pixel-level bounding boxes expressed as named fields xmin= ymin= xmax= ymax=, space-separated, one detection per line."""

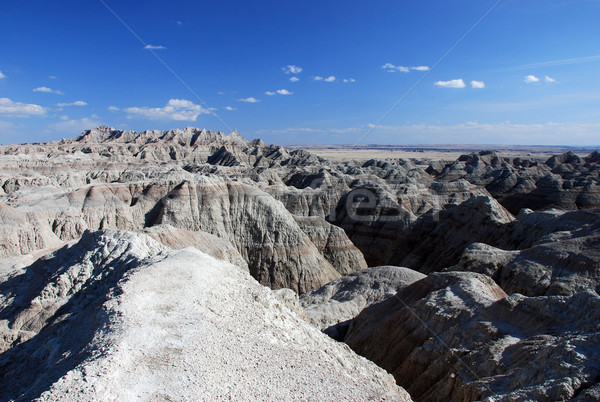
xmin=0 ymin=230 xmax=408 ymax=401
xmin=300 ymin=266 xmax=425 ymax=333
xmin=343 ymin=272 xmax=600 ymax=401
xmin=1 ymin=126 xmax=600 ymax=400
xmin=454 ymin=208 xmax=600 ymax=296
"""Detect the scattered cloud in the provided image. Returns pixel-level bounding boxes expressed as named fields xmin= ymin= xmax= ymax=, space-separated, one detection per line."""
xmin=382 ymin=63 xmax=409 ymax=72
xmin=434 ymin=79 xmax=466 ymax=88
xmin=313 ymin=75 xmax=336 ymax=82
xmin=107 ymin=105 xmax=119 ymax=112
xmin=223 ymin=106 xmax=236 ymax=111
xmin=238 ymin=97 xmax=260 ymax=103
xmin=525 ymin=74 xmax=556 ymax=84
xmin=343 ymin=78 xmax=356 ymax=83
xmin=382 ymin=63 xmax=429 ymax=73
xmin=289 ymin=76 xmax=300 ymax=82
xmin=144 ymin=44 xmax=166 ymax=50
xmin=57 ymin=100 xmax=87 ymax=107
xmin=266 ymin=89 xmax=293 ymax=96
xmin=0 ymin=70 xmax=5 ymax=79
xmin=471 ymin=80 xmax=485 ymax=89
xmin=177 ymin=21 xmax=183 ymax=26
xmin=124 ymin=98 xmax=211 ymax=121
xmin=48 ymin=75 xmax=57 ymax=79
xmin=0 ymin=98 xmax=47 ymax=117
xmin=524 ymin=75 xmax=540 ymax=83
xmin=33 ymin=86 xmax=64 ymax=95
xmin=282 ymin=65 xmax=302 ymax=74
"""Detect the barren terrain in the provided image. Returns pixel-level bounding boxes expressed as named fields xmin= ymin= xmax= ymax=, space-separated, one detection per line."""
xmin=1 ymin=126 xmax=599 ymax=401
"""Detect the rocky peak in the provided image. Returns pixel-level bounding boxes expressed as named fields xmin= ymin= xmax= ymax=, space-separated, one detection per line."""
xmin=74 ymin=125 xmax=124 ymax=143
xmin=73 ymin=126 xmax=249 ymax=147
xmin=545 ymin=151 xmax=583 ymax=168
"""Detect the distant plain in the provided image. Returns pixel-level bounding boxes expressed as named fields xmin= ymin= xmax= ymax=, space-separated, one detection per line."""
xmin=292 ymin=144 xmax=598 ymax=162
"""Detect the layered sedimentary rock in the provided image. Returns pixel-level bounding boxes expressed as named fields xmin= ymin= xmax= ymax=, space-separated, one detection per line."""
xmin=0 ymin=229 xmax=409 ymax=401
xmin=390 ymin=195 xmax=515 ymax=273
xmin=428 ymin=150 xmax=600 ymax=214
xmin=140 ymin=224 xmax=249 ymax=271
xmin=0 ymin=175 xmax=341 ymax=294
xmin=300 ymin=266 xmax=425 ymax=333
xmin=344 ymin=272 xmax=600 ymax=401
xmin=293 ymin=215 xmax=367 ymax=275
xmin=454 ymin=208 xmax=600 ymax=296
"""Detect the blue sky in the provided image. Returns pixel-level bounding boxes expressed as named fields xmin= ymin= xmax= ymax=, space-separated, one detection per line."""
xmin=1 ymin=0 xmax=599 ymax=145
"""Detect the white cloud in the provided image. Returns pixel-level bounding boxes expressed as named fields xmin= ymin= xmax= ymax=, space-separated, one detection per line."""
xmin=382 ymin=63 xmax=409 ymax=72
xmin=125 ymin=98 xmax=211 ymax=121
xmin=312 ymin=75 xmax=334 ymax=82
xmin=282 ymin=65 xmax=302 ymax=74
xmin=0 ymin=70 xmax=5 ymax=79
xmin=343 ymin=78 xmax=356 ymax=83
xmin=0 ymin=98 xmax=47 ymax=117
xmin=144 ymin=44 xmax=166 ymax=50
xmin=57 ymin=100 xmax=87 ymax=107
xmin=238 ymin=97 xmax=260 ymax=103
xmin=33 ymin=86 xmax=64 ymax=95
xmin=434 ymin=79 xmax=466 ymax=88
xmin=545 ymin=75 xmax=556 ymax=83
xmin=107 ymin=105 xmax=119 ymax=112
xmin=48 ymin=75 xmax=57 ymax=79
xmin=383 ymin=63 xmax=429 ymax=73
xmin=471 ymin=80 xmax=485 ymax=89
xmin=48 ymin=117 xmax=101 ymax=134
xmin=223 ymin=106 xmax=236 ymax=111
xmin=289 ymin=76 xmax=300 ymax=82
xmin=266 ymin=89 xmax=293 ymax=96
xmin=177 ymin=21 xmax=183 ymax=26
xmin=524 ymin=75 xmax=540 ymax=83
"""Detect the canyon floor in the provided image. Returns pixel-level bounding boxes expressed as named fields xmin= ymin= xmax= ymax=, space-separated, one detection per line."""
xmin=1 ymin=126 xmax=599 ymax=401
